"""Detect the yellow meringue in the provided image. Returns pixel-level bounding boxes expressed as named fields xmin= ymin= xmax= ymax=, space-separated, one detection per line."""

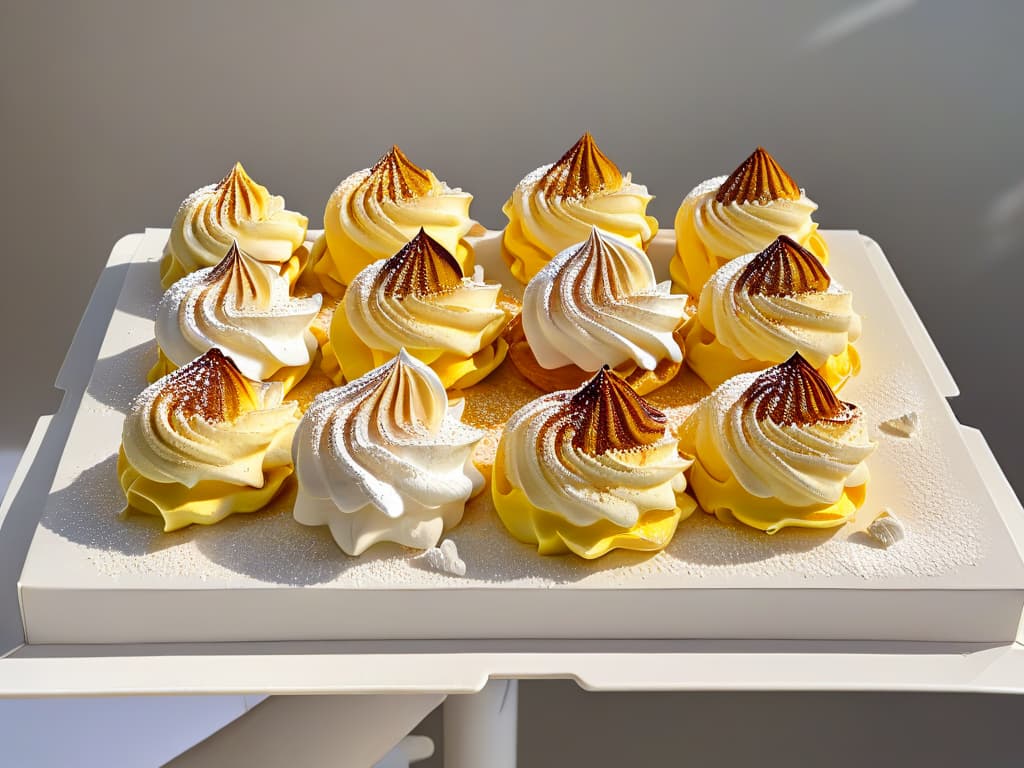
xmin=312 ymin=146 xmax=475 ymax=294
xmin=684 ymin=236 xmax=860 ymax=390
xmin=678 ymin=354 xmax=875 ymax=533
xmin=161 ymin=162 xmax=308 ymax=289
xmin=320 ymin=229 xmax=513 ymax=390
xmin=119 ymin=349 xmax=300 ymax=531
xmin=492 ymin=367 xmax=696 ymax=559
xmin=501 ymin=133 xmax=658 ymax=284
xmin=671 ymin=147 xmax=828 ymax=294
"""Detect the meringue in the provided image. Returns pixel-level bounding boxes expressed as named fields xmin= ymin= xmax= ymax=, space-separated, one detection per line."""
xmin=671 ymin=147 xmax=829 ymax=294
xmin=502 ymin=133 xmax=658 ymax=284
xmin=510 ymin=227 xmax=689 ymax=394
xmin=119 ymin=349 xmax=301 ymax=532
xmin=492 ymin=367 xmax=695 ymax=559
xmin=312 ymin=146 xmax=475 ymax=294
xmin=678 ymin=354 xmax=875 ymax=533
xmin=161 ymin=162 xmax=308 ymax=289
xmin=685 ymin=236 xmax=860 ymax=390
xmin=151 ymin=242 xmax=322 ymax=393
xmin=293 ymin=350 xmax=485 ymax=555
xmin=321 ymin=229 xmax=513 ymax=390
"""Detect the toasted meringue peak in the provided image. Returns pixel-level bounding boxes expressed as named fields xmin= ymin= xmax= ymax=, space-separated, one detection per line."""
xmin=151 ymin=348 xmax=258 ymax=424
xmin=715 ymin=147 xmax=801 ymax=205
xmin=736 ymin=235 xmax=831 ymax=297
xmin=354 ymin=349 xmax=447 ymax=434
xmin=202 ymin=240 xmax=261 ymax=298
xmin=539 ymin=133 xmax=624 ymax=199
xmin=211 ymin=162 xmax=265 ymax=221
xmin=568 ymin=366 xmax=667 ymax=456
xmin=378 ymin=229 xmax=464 ymax=298
xmin=742 ymin=353 xmax=854 ymax=426
xmin=364 ymin=145 xmax=434 ymax=204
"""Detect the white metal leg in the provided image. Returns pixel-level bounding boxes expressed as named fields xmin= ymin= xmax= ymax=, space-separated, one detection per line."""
xmin=443 ymin=679 xmax=518 ymax=768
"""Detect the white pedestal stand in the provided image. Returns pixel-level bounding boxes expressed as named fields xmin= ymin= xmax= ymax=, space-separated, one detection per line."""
xmin=443 ymin=680 xmax=518 ymax=768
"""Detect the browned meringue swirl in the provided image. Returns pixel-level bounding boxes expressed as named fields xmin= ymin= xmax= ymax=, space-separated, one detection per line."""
xmin=741 ymin=353 xmax=856 ymax=426
xmin=735 ymin=235 xmax=831 ymax=297
xmin=378 ymin=229 xmax=464 ymax=297
xmin=715 ymin=147 xmax=802 ymax=205
xmin=152 ymin=348 xmax=258 ymax=424
xmin=568 ymin=367 xmax=667 ymax=456
xmin=363 ymin=145 xmax=434 ymax=204
xmin=538 ymin=132 xmax=624 ymax=199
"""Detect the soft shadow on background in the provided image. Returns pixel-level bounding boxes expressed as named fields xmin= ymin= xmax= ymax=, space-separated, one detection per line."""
xmin=2 ymin=0 xmax=1022 ymax=495
xmin=2 ymin=1 xmax=1024 ymax=765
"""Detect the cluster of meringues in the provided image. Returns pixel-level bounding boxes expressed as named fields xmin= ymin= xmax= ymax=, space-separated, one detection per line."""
xmin=119 ymin=136 xmax=875 ymax=560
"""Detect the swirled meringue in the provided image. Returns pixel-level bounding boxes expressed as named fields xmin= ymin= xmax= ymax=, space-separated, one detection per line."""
xmin=502 ymin=133 xmax=658 ymax=284
xmin=671 ymin=147 xmax=828 ymax=294
xmin=686 ymin=236 xmax=860 ymax=390
xmin=152 ymin=242 xmax=322 ymax=392
xmin=520 ymin=227 xmax=688 ymax=376
xmin=161 ymin=162 xmax=308 ymax=289
xmin=321 ymin=229 xmax=513 ymax=390
xmin=119 ymin=349 xmax=301 ymax=531
xmin=678 ymin=354 xmax=875 ymax=533
xmin=293 ymin=350 xmax=485 ymax=555
xmin=493 ymin=367 xmax=695 ymax=559
xmin=312 ymin=146 xmax=476 ymax=294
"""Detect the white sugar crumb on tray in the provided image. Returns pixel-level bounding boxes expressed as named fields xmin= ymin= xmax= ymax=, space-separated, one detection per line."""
xmin=879 ymin=411 xmax=920 ymax=438
xmin=422 ymin=539 xmax=466 ymax=577
xmin=866 ymin=509 xmax=906 ymax=548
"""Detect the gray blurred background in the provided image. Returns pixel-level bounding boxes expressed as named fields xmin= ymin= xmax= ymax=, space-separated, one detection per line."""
xmin=3 ymin=0 xmax=1024 ymax=765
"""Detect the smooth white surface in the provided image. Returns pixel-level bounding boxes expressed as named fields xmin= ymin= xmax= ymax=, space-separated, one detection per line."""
xmin=167 ymin=693 xmax=445 ymax=768
xmin=15 ymin=229 xmax=1024 ymax=644
xmin=0 ymin=695 xmax=249 ymax=768
xmin=443 ymin=680 xmax=517 ymax=768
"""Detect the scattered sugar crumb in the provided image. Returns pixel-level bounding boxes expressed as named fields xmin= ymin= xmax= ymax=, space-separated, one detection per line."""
xmin=423 ymin=539 xmax=466 ymax=577
xmin=879 ymin=412 xmax=920 ymax=438
xmin=867 ymin=509 xmax=906 ymax=548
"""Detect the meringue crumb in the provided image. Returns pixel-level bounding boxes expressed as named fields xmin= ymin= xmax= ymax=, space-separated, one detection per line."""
xmin=423 ymin=539 xmax=466 ymax=577
xmin=867 ymin=509 xmax=906 ymax=548
xmin=879 ymin=411 xmax=920 ymax=438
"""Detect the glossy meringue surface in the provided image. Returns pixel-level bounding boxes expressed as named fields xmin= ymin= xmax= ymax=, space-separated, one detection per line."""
xmin=314 ymin=146 xmax=475 ymax=292
xmin=671 ymin=147 xmax=828 ymax=294
xmin=293 ymin=350 xmax=485 ymax=555
xmin=153 ymin=242 xmax=321 ymax=390
xmin=321 ymin=229 xmax=512 ymax=389
xmin=521 ymin=227 xmax=688 ymax=373
xmin=492 ymin=367 xmax=694 ymax=558
xmin=502 ymin=133 xmax=658 ymax=284
xmin=119 ymin=349 xmax=301 ymax=531
xmin=686 ymin=236 xmax=860 ymax=389
xmin=161 ymin=162 xmax=308 ymax=289
xmin=678 ymin=354 xmax=875 ymax=532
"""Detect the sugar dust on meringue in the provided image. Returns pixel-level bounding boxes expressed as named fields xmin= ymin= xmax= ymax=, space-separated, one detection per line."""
xmin=501 ymin=133 xmax=658 ymax=284
xmin=292 ymin=350 xmax=486 ymax=555
xmin=151 ymin=241 xmax=322 ymax=393
xmin=678 ymin=354 xmax=875 ymax=533
xmin=161 ymin=162 xmax=309 ymax=289
xmin=320 ymin=229 xmax=515 ymax=390
xmin=685 ymin=235 xmax=860 ymax=390
xmin=119 ymin=349 xmax=301 ymax=532
xmin=671 ymin=147 xmax=828 ymax=294
xmin=507 ymin=227 xmax=690 ymax=395
xmin=492 ymin=366 xmax=695 ymax=559
xmin=311 ymin=146 xmax=476 ymax=294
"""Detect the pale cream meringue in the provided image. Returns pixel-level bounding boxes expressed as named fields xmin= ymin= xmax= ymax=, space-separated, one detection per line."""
xmin=161 ymin=162 xmax=308 ymax=289
xmin=293 ymin=350 xmax=485 ymax=555
xmin=153 ymin=242 xmax=321 ymax=391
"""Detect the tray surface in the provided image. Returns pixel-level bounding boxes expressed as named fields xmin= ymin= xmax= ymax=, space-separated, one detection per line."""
xmin=15 ymin=229 xmax=1024 ymax=644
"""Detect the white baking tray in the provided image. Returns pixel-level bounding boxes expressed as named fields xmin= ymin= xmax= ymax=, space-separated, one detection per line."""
xmin=13 ymin=229 xmax=1024 ymax=645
